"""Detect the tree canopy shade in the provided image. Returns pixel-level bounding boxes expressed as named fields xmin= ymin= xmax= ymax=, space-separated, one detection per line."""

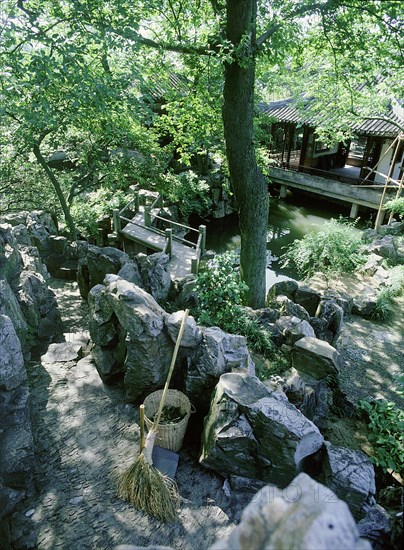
xmin=1 ymin=0 xmax=403 ymax=307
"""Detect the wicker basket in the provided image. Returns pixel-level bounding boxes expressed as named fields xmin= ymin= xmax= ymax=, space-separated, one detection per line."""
xmin=143 ymin=389 xmax=192 ymax=452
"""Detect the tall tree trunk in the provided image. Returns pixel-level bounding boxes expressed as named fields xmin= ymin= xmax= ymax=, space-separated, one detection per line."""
xmin=223 ymin=0 xmax=268 ymax=309
xmin=33 ymin=144 xmax=77 ymax=240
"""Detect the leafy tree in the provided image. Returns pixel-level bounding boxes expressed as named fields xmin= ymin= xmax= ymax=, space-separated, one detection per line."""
xmin=2 ymin=0 xmax=402 ymax=307
xmin=0 ymin=0 xmax=159 ymax=235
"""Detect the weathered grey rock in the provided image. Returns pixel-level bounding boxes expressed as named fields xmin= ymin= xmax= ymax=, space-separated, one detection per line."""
xmin=91 ymin=344 xmax=126 ymax=383
xmin=275 ymin=295 xmax=311 ymax=321
xmin=137 ymin=252 xmax=172 ymax=303
xmin=316 ymin=299 xmax=344 ymax=344
xmin=310 ymin=316 xmax=333 ymax=343
xmin=16 ymin=271 xmax=63 ymax=342
xmin=362 ymin=253 xmax=384 ymax=276
xmin=25 ymin=210 xmax=57 ymax=250
xmin=210 ymin=473 xmax=371 ymax=550
xmin=283 ymin=368 xmax=307 ymax=405
xmin=323 ymin=289 xmax=354 ymax=315
xmin=200 ymin=373 xmax=324 ymax=486
xmin=41 ymin=342 xmax=83 ymax=363
xmin=89 ymin=316 xmax=119 ymax=347
xmin=266 ymin=279 xmax=299 ymax=302
xmin=282 ymin=368 xmax=328 ymax=422
xmin=276 ymin=315 xmax=315 ymax=344
xmin=173 ymin=276 xmax=199 ymax=310
xmin=295 ymin=285 xmax=321 ymax=316
xmin=117 ymin=260 xmax=143 ymax=288
xmin=165 ymin=311 xmax=202 ymax=348
xmin=0 ymin=315 xmax=26 ymax=390
xmin=292 ymin=337 xmax=341 ymax=380
xmin=10 ymin=224 xmax=32 ymax=247
xmin=185 ymin=329 xmax=254 ymax=407
xmin=0 ymin=279 xmax=28 ymax=354
xmin=244 ymin=306 xmax=281 ymax=325
xmin=0 ymin=316 xmax=35 ymax=546
xmin=311 ymin=382 xmax=333 ymax=428
xmin=372 ymin=265 xmax=390 ymax=285
xmin=368 ymin=236 xmax=397 ymax=261
xmin=77 ymin=245 xmax=131 ymax=299
xmin=0 ymin=224 xmax=24 ymax=285
xmin=357 ymin=504 xmax=391 ymax=546
xmin=88 ymin=284 xmax=115 ymax=325
xmin=18 ymin=246 xmax=49 ymax=280
xmin=92 ymin=277 xmax=173 ymax=400
xmin=319 ymin=442 xmax=376 ymax=520
xmin=228 ymin=475 xmax=266 ymax=494
xmin=352 ymin=294 xmax=377 ymax=316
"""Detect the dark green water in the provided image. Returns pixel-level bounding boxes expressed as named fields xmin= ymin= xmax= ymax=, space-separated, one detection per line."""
xmin=204 ymin=192 xmax=369 ymax=290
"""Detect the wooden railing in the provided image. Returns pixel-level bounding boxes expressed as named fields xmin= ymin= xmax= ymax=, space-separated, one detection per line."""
xmin=275 ymin=162 xmax=370 ymax=186
xmin=112 ymin=186 xmax=206 ymax=275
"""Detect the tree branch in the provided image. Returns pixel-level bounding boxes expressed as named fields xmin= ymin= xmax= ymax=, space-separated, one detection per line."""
xmin=106 ymin=25 xmax=212 ymax=56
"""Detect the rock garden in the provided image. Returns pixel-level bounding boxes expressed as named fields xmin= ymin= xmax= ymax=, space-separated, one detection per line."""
xmin=1 ymin=211 xmax=403 ymax=550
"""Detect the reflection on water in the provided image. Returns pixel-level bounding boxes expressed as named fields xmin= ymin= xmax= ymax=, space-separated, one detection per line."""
xmin=205 ymin=193 xmax=364 ymax=290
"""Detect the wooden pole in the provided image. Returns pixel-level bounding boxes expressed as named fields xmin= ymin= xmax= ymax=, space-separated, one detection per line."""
xmin=375 ymin=137 xmax=402 ymax=228
xmin=362 ymin=136 xmax=399 ymax=183
xmin=139 ymin=404 xmax=145 ymax=453
xmin=387 ymin=172 xmax=404 ymax=224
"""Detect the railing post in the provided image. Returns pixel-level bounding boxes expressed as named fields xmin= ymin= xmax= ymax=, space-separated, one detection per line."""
xmin=191 ymin=257 xmax=198 ymax=275
xmin=199 ymin=225 xmax=206 ymax=254
xmin=165 ymin=228 xmax=172 ymax=257
xmin=144 ymin=205 xmax=152 ymax=227
xmin=134 ymin=191 xmax=140 ymax=213
xmin=112 ymin=209 xmax=121 ymax=234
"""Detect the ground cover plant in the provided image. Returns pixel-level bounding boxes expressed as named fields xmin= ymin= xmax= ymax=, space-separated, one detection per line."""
xmin=281 ymin=218 xmax=367 ymax=279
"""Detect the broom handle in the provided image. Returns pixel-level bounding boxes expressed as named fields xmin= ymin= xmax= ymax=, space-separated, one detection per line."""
xmin=151 ymin=309 xmax=189 ymax=431
xmin=139 ymin=404 xmax=145 ymax=452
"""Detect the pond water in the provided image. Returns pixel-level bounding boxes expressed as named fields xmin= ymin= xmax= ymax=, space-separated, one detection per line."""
xmin=203 ymin=192 xmax=370 ymax=291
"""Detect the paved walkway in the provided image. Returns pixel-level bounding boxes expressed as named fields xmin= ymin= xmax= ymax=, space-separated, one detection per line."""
xmin=11 ymin=282 xmax=248 ymax=549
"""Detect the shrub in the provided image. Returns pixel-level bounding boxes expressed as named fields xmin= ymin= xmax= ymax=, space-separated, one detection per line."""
xmin=195 ymin=253 xmax=288 ymax=377
xmin=71 ymin=188 xmax=130 ymax=240
xmin=195 ymin=252 xmax=248 ymax=331
xmin=359 ymin=392 xmax=404 ymax=476
xmin=384 ymin=197 xmax=404 ymax=220
xmin=281 ymin=218 xmax=366 ymax=278
xmin=160 ymin=170 xmax=211 ymax=221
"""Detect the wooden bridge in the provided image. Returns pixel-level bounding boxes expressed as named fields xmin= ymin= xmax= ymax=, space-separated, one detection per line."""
xmin=110 ymin=188 xmax=206 ymax=279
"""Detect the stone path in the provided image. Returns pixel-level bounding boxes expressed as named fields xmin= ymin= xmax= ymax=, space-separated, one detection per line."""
xmin=11 ymin=281 xmax=249 ymax=550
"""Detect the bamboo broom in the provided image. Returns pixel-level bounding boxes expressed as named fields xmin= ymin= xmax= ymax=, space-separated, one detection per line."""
xmin=117 ymin=309 xmax=189 ymax=522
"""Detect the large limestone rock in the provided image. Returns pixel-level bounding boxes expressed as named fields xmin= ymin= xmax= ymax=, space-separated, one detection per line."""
xmin=276 ymin=315 xmax=315 ymax=345
xmin=137 ymin=252 xmax=172 ymax=303
xmin=88 ymin=276 xmax=175 ymax=400
xmin=0 ymin=279 xmax=29 ymax=355
xmin=185 ymin=327 xmax=254 ymax=407
xmin=77 ymin=245 xmax=131 ymax=299
xmin=0 ymin=224 xmax=24 ymax=285
xmin=295 ymin=285 xmax=321 ymax=316
xmin=210 ymin=473 xmax=371 ymax=550
xmin=0 ymin=315 xmax=27 ymax=390
xmin=200 ymin=373 xmax=324 ymax=486
xmin=319 ymin=442 xmax=376 ymax=520
xmin=266 ymin=279 xmax=299 ymax=302
xmin=292 ymin=337 xmax=341 ymax=380
xmin=315 ymin=299 xmax=344 ymax=344
xmin=16 ymin=271 xmax=63 ymax=344
xmin=0 ymin=315 xmax=35 ymax=547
